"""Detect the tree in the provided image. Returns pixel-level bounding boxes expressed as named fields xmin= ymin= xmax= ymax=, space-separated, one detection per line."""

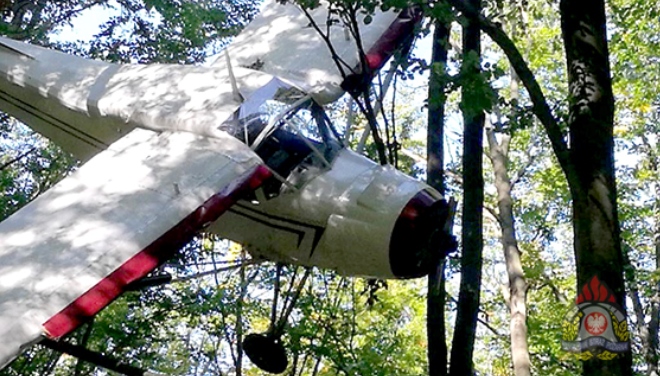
xmin=608 ymin=1 xmax=660 ymax=373
xmin=425 ymin=4 xmax=450 ymax=376
xmin=448 ymin=0 xmax=485 ymax=373
xmin=485 ymin=75 xmax=531 ymax=375
xmin=443 ymin=0 xmax=631 ymax=373
xmin=559 ymin=1 xmax=629 ymax=373
xmin=1 ymin=0 xmax=104 ymax=42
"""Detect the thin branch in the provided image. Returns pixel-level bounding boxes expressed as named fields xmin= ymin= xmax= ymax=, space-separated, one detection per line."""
xmin=352 ymin=93 xmax=388 ymax=164
xmin=484 ymin=204 xmax=501 ymax=225
xmin=300 ymin=3 xmax=387 ymax=164
xmin=299 ymin=6 xmax=354 ymax=76
xmin=510 ymin=142 xmax=538 ymax=190
xmin=340 ymin=2 xmax=370 ymax=77
xmin=279 ymin=266 xmax=300 ymax=316
xmin=389 ymin=73 xmax=399 ymax=167
xmin=539 ymin=274 xmax=568 ymax=304
xmin=445 ymin=168 xmax=463 ymax=186
xmin=378 ymin=74 xmax=394 ymax=165
xmin=399 ymin=147 xmax=425 ymax=164
xmin=0 ymin=147 xmax=37 ymax=172
xmin=448 ymin=296 xmax=505 ymax=338
xmin=274 ymin=268 xmax=311 ymax=336
xmin=171 ymin=259 xmax=262 ymax=283
xmin=622 ymin=243 xmax=653 ymax=352
xmin=478 ymin=316 xmax=504 ymax=337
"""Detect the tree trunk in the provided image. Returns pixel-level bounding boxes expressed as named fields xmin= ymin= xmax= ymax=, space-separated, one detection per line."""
xmin=648 ymin=151 xmax=660 ymax=376
xmin=650 ymin=233 xmax=660 ymax=376
xmin=426 ymin=18 xmax=450 ymax=376
xmin=622 ymin=244 xmax=655 ymax=376
xmin=623 ymin=134 xmax=660 ymax=375
xmin=560 ymin=0 xmax=631 ymax=374
xmin=449 ymin=0 xmax=484 ymax=373
xmin=643 ymin=141 xmax=660 ymax=375
xmin=486 ymin=126 xmax=531 ymax=376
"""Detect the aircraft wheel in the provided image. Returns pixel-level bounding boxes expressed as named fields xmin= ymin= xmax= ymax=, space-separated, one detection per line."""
xmin=242 ymin=333 xmax=288 ymax=374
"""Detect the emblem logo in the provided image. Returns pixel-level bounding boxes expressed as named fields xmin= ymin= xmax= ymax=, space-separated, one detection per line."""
xmin=561 ymin=275 xmax=630 ymax=360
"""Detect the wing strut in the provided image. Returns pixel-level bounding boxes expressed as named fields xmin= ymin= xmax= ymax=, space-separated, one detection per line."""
xmin=40 ymin=338 xmax=161 ymax=376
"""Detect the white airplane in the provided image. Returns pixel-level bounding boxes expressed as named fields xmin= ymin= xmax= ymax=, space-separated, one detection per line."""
xmin=0 ymin=0 xmax=454 ymax=370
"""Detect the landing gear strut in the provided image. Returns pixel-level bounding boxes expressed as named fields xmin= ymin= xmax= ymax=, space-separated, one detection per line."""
xmin=243 ymin=265 xmax=311 ymax=374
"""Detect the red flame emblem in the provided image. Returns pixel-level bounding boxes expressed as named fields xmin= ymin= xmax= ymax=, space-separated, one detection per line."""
xmin=576 ymin=276 xmax=616 ymax=304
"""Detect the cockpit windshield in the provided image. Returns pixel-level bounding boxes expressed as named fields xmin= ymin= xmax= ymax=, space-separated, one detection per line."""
xmin=248 ymin=97 xmax=342 ymax=155
xmin=218 ymin=84 xmax=343 ymax=198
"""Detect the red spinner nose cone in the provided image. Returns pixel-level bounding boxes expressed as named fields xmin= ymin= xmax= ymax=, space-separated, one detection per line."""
xmin=389 ymin=191 xmax=455 ymax=278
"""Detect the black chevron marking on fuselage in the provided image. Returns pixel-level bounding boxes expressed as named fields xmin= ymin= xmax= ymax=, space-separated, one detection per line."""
xmin=232 ymin=202 xmax=326 ymax=257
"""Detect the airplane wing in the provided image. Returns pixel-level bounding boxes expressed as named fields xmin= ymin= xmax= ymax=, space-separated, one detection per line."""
xmin=0 ymin=35 xmax=295 ymax=161
xmin=0 ymin=36 xmax=290 ymax=368
xmin=0 ymin=127 xmax=271 ymax=369
xmin=212 ymin=0 xmax=420 ymax=104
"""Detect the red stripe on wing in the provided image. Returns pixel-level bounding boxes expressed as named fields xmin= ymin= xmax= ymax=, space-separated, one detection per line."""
xmin=364 ymin=7 xmax=421 ymax=71
xmin=43 ymin=165 xmax=271 ymax=338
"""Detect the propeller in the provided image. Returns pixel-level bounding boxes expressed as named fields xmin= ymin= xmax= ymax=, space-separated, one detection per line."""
xmin=428 ymin=197 xmax=458 ymax=257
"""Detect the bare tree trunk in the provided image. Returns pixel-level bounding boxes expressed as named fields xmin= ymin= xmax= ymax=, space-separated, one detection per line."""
xmin=647 ymin=144 xmax=660 ymax=376
xmin=486 ymin=124 xmax=530 ymax=376
xmin=650 ymin=233 xmax=660 ymax=376
xmin=235 ymin=251 xmax=248 ymax=376
xmin=560 ymin=0 xmax=631 ymax=374
xmin=483 ymin=50 xmax=531 ymax=373
xmin=631 ymin=137 xmax=660 ymax=375
xmin=449 ymin=0 xmax=485 ymax=373
xmin=426 ymin=17 xmax=450 ymax=376
xmin=622 ymin=245 xmax=655 ymax=376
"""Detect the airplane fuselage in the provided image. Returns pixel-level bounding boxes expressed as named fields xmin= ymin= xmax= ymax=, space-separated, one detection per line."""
xmin=0 ymin=33 xmax=446 ymax=279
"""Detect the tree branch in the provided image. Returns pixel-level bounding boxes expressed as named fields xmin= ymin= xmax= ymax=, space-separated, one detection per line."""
xmin=539 ymin=273 xmax=568 ymax=304
xmin=449 ymin=296 xmax=505 ymax=338
xmin=478 ymin=315 xmax=505 ymax=338
xmin=299 ymin=3 xmax=388 ymax=164
xmin=510 ymin=141 xmax=538 ymax=190
xmin=484 ymin=204 xmax=501 ymax=225
xmin=171 ymin=259 xmax=262 ymax=283
xmin=0 ymin=147 xmax=37 ymax=172
xmin=299 ymin=6 xmax=354 ymax=76
xmin=447 ymin=0 xmax=571 ymax=176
